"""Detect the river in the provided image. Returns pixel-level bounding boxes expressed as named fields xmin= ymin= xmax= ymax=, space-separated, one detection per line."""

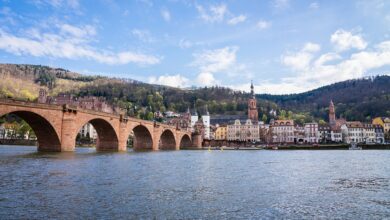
xmin=0 ymin=145 xmax=390 ymax=219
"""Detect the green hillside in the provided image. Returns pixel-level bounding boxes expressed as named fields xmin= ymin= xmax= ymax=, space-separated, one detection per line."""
xmin=0 ymin=63 xmax=389 ymax=123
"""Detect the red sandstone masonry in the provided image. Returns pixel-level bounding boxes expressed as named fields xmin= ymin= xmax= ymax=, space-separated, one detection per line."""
xmin=0 ymin=99 xmax=193 ymax=152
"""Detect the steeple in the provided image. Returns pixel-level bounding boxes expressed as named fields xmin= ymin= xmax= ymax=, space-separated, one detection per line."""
xmin=248 ymin=81 xmax=258 ymax=122
xmin=193 ymin=103 xmax=198 ymax=116
xmin=205 ymin=104 xmax=209 ymax=116
xmin=250 ymin=80 xmax=254 ymax=98
xmin=329 ymin=99 xmax=336 ymax=126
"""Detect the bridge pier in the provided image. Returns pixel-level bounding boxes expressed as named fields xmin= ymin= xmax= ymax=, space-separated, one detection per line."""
xmin=60 ymin=112 xmax=77 ymax=152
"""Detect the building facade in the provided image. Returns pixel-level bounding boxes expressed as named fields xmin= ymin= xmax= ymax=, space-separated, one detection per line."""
xmin=341 ymin=121 xmax=364 ymax=143
xmin=304 ymin=123 xmax=319 ymax=143
xmin=227 ymin=119 xmax=259 ymax=142
xmin=215 ymin=125 xmax=227 ymax=140
xmin=270 ymin=120 xmax=295 ymax=143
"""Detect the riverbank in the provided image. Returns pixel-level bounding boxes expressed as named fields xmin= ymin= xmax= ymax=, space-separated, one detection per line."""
xmin=201 ymin=144 xmax=390 ymax=150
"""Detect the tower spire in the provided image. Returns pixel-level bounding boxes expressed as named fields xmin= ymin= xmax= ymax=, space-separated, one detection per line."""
xmin=250 ymin=80 xmax=254 ymax=98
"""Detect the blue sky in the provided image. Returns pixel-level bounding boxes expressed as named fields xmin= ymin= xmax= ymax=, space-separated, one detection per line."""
xmin=0 ymin=0 xmax=389 ymax=94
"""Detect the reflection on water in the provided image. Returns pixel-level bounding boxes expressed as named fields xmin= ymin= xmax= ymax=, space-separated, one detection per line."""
xmin=0 ymin=145 xmax=390 ymax=219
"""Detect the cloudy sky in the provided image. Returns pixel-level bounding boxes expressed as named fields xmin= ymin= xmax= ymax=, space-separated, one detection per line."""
xmin=0 ymin=0 xmax=389 ymax=94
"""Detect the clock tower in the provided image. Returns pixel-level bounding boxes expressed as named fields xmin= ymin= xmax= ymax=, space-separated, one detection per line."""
xmin=248 ymin=81 xmax=258 ymax=122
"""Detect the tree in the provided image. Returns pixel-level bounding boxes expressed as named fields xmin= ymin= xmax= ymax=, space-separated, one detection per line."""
xmin=262 ymin=114 xmax=268 ymax=123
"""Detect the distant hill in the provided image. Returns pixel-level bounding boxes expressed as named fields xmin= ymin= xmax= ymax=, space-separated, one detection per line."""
xmin=0 ymin=63 xmax=389 ymax=123
xmin=259 ymin=76 xmax=390 ymax=121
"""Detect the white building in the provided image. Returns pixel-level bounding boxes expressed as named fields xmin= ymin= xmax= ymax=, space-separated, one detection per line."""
xmin=374 ymin=125 xmax=385 ymax=144
xmin=331 ymin=130 xmax=343 ymax=143
xmin=202 ymin=107 xmax=210 ymax=140
xmin=304 ymin=123 xmax=319 ymax=143
xmin=79 ymin=123 xmax=97 ymax=140
xmin=270 ymin=120 xmax=295 ymax=143
xmin=363 ymin=123 xmax=376 ymax=144
xmin=341 ymin=121 xmax=364 ymax=143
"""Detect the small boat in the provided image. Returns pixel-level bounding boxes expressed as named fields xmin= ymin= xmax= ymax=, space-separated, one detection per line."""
xmin=349 ymin=142 xmax=362 ymax=150
xmin=272 ymin=146 xmax=278 ymax=150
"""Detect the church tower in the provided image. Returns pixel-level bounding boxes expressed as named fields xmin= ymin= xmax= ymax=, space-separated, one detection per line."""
xmin=329 ymin=100 xmax=336 ymax=126
xmin=248 ymin=81 xmax=258 ymax=122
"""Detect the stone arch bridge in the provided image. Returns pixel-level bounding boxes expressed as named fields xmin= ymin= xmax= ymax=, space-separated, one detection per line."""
xmin=0 ymin=99 xmax=195 ymax=152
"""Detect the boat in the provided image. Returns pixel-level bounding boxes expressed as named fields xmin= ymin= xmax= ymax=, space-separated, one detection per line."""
xmin=349 ymin=142 xmax=362 ymax=150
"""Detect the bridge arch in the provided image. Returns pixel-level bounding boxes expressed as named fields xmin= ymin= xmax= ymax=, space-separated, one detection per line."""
xmin=0 ymin=111 xmax=61 ymax=151
xmin=75 ymin=118 xmax=119 ymax=151
xmin=159 ymin=129 xmax=176 ymax=150
xmin=132 ymin=125 xmax=154 ymax=151
xmin=179 ymin=134 xmax=192 ymax=149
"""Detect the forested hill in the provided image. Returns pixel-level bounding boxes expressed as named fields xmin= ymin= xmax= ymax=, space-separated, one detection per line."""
xmin=258 ymin=76 xmax=390 ymax=121
xmin=0 ymin=63 xmax=389 ymax=123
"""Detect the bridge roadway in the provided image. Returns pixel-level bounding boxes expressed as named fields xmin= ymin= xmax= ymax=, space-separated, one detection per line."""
xmin=0 ymin=99 xmax=194 ymax=152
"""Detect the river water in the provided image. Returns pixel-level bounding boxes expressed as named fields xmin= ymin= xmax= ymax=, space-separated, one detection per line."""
xmin=0 ymin=145 xmax=390 ymax=219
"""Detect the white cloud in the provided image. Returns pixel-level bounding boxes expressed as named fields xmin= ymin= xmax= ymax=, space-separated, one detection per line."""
xmin=148 ymin=74 xmax=189 ymax=87
xmin=282 ymin=42 xmax=320 ymax=70
xmin=179 ymin=39 xmax=193 ymax=49
xmin=309 ymin=2 xmax=319 ymax=9
xmin=31 ymin=0 xmax=80 ymax=9
xmin=257 ymin=20 xmax=272 ymax=30
xmin=330 ymin=29 xmax=367 ymax=51
xmin=227 ymin=15 xmax=247 ymax=25
xmin=273 ymin=0 xmax=290 ymax=9
xmin=131 ymin=29 xmax=154 ymax=43
xmin=60 ymin=24 xmax=96 ymax=39
xmin=191 ymin=46 xmax=251 ymax=86
xmin=196 ymin=3 xmax=227 ymax=23
xmin=192 ymin=46 xmax=238 ymax=73
xmin=272 ymin=38 xmax=390 ymax=94
xmin=161 ymin=8 xmax=171 ymax=22
xmin=196 ymin=72 xmax=217 ymax=86
xmin=0 ymin=26 xmax=160 ymax=65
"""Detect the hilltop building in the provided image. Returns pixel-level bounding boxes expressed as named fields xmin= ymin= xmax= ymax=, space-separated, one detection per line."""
xmin=37 ymin=88 xmax=117 ymax=114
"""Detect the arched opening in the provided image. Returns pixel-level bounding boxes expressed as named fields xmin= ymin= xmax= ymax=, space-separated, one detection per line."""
xmin=75 ymin=118 xmax=119 ymax=151
xmin=159 ymin=129 xmax=176 ymax=150
xmin=0 ymin=111 xmax=61 ymax=151
xmin=179 ymin=134 xmax=192 ymax=149
xmin=132 ymin=125 xmax=153 ymax=151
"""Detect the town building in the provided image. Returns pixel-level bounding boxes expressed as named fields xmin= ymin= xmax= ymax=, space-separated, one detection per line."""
xmin=304 ymin=122 xmax=319 ymax=143
xmin=37 ymin=89 xmax=117 ymax=114
xmin=331 ymin=128 xmax=343 ymax=143
xmin=215 ymin=125 xmax=227 ymax=140
xmin=79 ymin=123 xmax=97 ymax=140
xmin=318 ymin=125 xmax=331 ymax=143
xmin=202 ymin=106 xmax=211 ymax=140
xmin=372 ymin=117 xmax=390 ymax=141
xmin=166 ymin=108 xmax=192 ymax=131
xmin=270 ymin=119 xmax=295 ymax=143
xmin=227 ymin=119 xmax=260 ymax=142
xmin=294 ymin=125 xmax=305 ymax=143
xmin=259 ymin=122 xmax=271 ymax=143
xmin=374 ymin=124 xmax=385 ymax=144
xmin=363 ymin=123 xmax=376 ymax=144
xmin=341 ymin=121 xmax=364 ymax=143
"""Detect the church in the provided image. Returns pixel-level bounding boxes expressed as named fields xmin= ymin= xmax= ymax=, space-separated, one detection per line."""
xmin=226 ymin=82 xmax=260 ymax=142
